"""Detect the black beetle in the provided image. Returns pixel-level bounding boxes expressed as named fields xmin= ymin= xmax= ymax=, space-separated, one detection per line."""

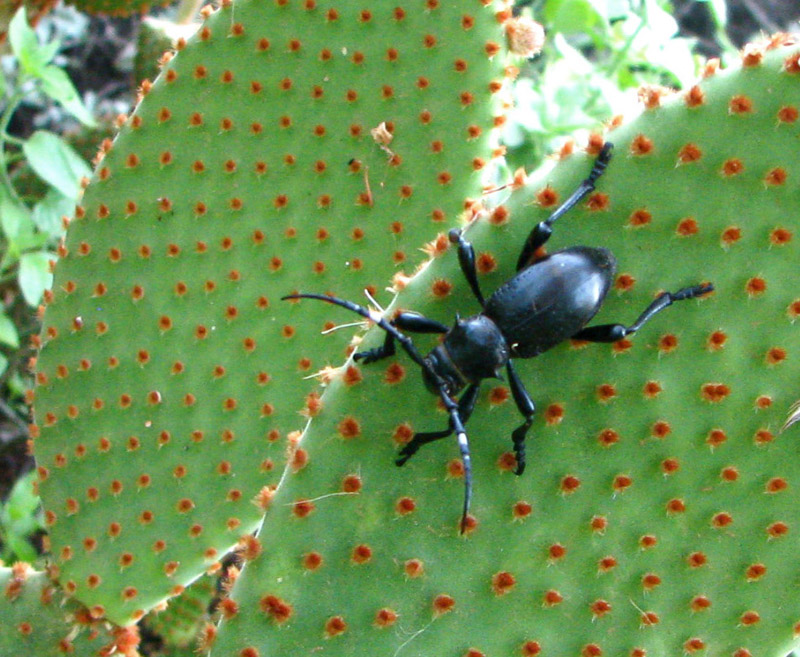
xmin=283 ymin=142 xmax=713 ymax=532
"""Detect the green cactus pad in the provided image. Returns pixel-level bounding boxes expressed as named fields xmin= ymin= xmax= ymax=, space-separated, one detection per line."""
xmin=143 ymin=574 xmax=214 ymax=650
xmin=32 ymin=0 xmax=508 ymax=625
xmin=212 ymin=42 xmax=800 ymax=657
xmin=0 ymin=563 xmax=125 ymax=655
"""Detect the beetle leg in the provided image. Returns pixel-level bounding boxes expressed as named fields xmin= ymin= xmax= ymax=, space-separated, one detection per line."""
xmin=516 ymin=142 xmax=614 ymax=271
xmin=448 ymin=229 xmax=486 ymax=307
xmin=355 ymin=312 xmax=448 ymax=364
xmin=572 ymin=283 xmax=714 ymax=343
xmin=506 ymin=360 xmax=535 ymax=476
xmin=395 ymin=384 xmax=480 ymax=466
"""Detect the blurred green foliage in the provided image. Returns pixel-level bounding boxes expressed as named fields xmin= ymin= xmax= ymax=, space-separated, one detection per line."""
xmin=504 ymin=0 xmax=738 ymax=171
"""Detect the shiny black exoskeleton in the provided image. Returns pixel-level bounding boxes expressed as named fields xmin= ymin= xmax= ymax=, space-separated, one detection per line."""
xmin=283 ymin=142 xmax=713 ymax=532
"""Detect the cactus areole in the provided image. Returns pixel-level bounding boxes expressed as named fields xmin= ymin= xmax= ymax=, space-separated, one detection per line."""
xmin=284 ymin=143 xmax=713 ymax=532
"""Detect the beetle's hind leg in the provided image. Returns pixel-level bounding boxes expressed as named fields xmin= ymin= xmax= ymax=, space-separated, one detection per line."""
xmin=516 ymin=142 xmax=614 ymax=271
xmin=355 ymin=312 xmax=448 ymax=364
xmin=395 ymin=384 xmax=480 ymax=466
xmin=506 ymin=360 xmax=535 ymax=475
xmin=572 ymin=283 xmax=714 ymax=343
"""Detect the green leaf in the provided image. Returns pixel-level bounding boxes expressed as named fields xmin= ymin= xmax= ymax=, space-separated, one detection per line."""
xmin=0 ymin=312 xmax=20 ymax=348
xmin=8 ymin=7 xmax=43 ymax=76
xmin=22 ymin=131 xmax=92 ymax=200
xmin=0 ymin=190 xmax=34 ymax=241
xmin=544 ymin=0 xmax=603 ymax=35
xmin=38 ymin=66 xmax=97 ymax=128
xmin=18 ymin=250 xmax=53 ymax=306
xmin=1 ymin=471 xmax=41 ymax=563
xmin=32 ymin=188 xmax=73 ymax=238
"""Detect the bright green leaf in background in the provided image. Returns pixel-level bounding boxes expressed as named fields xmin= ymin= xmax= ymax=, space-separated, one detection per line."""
xmin=8 ymin=7 xmax=96 ymax=127
xmin=22 ymin=131 xmax=91 ymax=200
xmin=8 ymin=8 xmax=46 ymax=76
xmin=0 ymin=471 xmax=42 ymax=564
xmin=19 ymin=250 xmax=52 ymax=306
xmin=38 ymin=66 xmax=97 ymax=128
xmin=32 ymin=188 xmax=73 ymax=239
xmin=0 ymin=189 xmax=34 ymax=243
xmin=0 ymin=313 xmax=21 ymax=349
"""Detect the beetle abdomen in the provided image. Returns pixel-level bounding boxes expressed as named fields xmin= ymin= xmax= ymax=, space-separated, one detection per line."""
xmin=484 ymin=246 xmax=616 ymax=358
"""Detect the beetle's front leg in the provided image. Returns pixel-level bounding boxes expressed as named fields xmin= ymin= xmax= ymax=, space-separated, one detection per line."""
xmin=355 ymin=312 xmax=448 ymax=364
xmin=395 ymin=384 xmax=480 ymax=466
xmin=516 ymin=142 xmax=613 ymax=271
xmin=447 ymin=229 xmax=486 ymax=307
xmin=506 ymin=360 xmax=535 ymax=475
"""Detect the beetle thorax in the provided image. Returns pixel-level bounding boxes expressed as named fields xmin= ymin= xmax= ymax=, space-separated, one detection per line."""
xmin=422 ymin=315 xmax=509 ymax=395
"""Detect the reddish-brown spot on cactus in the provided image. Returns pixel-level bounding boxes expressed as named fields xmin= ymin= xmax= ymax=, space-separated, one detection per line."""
xmin=586 ymin=192 xmax=608 ymax=211
xmin=396 ymin=497 xmax=416 ymax=516
xmin=684 ymin=84 xmax=705 ymax=107
xmin=678 ymin=143 xmax=702 ymax=163
xmin=488 ymin=387 xmax=509 ymax=406
xmin=754 ymin=429 xmax=774 ymax=444
xmin=766 ymin=477 xmax=788 ymax=493
xmin=688 ymin=551 xmax=708 ymax=568
xmin=374 ymin=607 xmax=398 ymax=628
xmin=784 ymin=52 xmax=800 ymax=73
xmin=745 ymin=563 xmax=767 ymax=581
xmin=767 ymin=521 xmax=789 ymax=538
xmin=325 ymin=616 xmax=347 ymax=638
xmin=613 ymin=338 xmax=633 ymax=354
xmin=745 ymin=276 xmax=767 ymax=297
xmin=676 ymin=217 xmax=699 ymax=236
xmin=740 ymin=611 xmax=760 ymax=626
xmin=492 ymin=571 xmax=516 ymax=595
xmin=393 ymin=424 xmax=413 ymax=446
xmin=721 ymin=158 xmax=744 ymax=177
xmin=337 ymin=417 xmax=360 ymax=439
xmin=729 ymin=95 xmax=753 ymax=114
xmin=702 ymin=383 xmax=730 ymax=403
xmin=512 ymin=501 xmax=532 ymax=521
xmin=666 ymin=498 xmax=686 ymax=514
xmin=260 ymin=595 xmax=292 ymax=624
xmin=770 ymin=227 xmax=793 ymax=245
xmin=628 ymin=208 xmax=652 ymax=227
xmin=755 ymin=395 xmax=772 ymax=410
xmin=543 ymin=589 xmax=563 ymax=606
xmin=757 ymin=162 xmax=783 ymax=187
xmin=300 ymin=551 xmax=323 ymax=571
xmin=338 ymin=474 xmax=361 ymax=494
xmin=612 ymin=474 xmax=632 ymax=492
xmin=658 ymin=334 xmax=679 ymax=353
xmin=596 ymin=383 xmax=616 ymax=402
xmin=712 ymin=512 xmax=733 ymax=528
xmin=560 ymin=475 xmax=581 ymax=494
xmin=433 ymin=594 xmax=455 ymax=615
xmin=614 ymin=273 xmax=635 ymax=291
xmin=649 ymin=420 xmax=671 ymax=439
xmin=483 ymin=206 xmax=509 ymax=228
xmin=630 ymin=134 xmax=653 ymax=155
xmin=590 ymin=599 xmax=612 ymax=618
xmin=292 ymin=498 xmax=315 ymax=518
xmin=778 ymin=105 xmax=799 ymax=123
xmin=765 ymin=347 xmax=787 ymax=365
xmin=598 ymin=428 xmax=619 ymax=447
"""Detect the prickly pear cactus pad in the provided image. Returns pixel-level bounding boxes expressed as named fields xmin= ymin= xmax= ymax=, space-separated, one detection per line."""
xmin=0 ymin=563 xmax=125 ymax=655
xmin=31 ymin=0 xmax=509 ymax=626
xmin=213 ymin=42 xmax=800 ymax=657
